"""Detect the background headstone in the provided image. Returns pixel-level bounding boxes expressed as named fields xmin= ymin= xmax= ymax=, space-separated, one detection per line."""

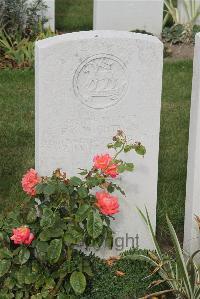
xmin=35 ymin=30 xmax=163 ymax=256
xmin=93 ymin=0 xmax=164 ymax=36
xmin=28 ymin=0 xmax=55 ymax=31
xmin=184 ymin=33 xmax=200 ymax=255
xmin=44 ymin=0 xmax=55 ymax=31
xmin=178 ymin=0 xmax=200 ymax=25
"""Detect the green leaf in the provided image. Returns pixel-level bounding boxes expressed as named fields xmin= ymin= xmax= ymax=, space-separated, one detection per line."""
xmin=83 ymin=261 xmax=93 ymax=277
xmin=27 ymin=208 xmax=37 ymax=223
xmin=76 ymin=204 xmax=91 ymax=222
xmin=87 ymin=210 xmax=103 ymax=239
xmin=125 ymin=162 xmax=134 ymax=172
xmin=0 ymin=259 xmax=11 ymax=277
xmin=124 ymin=144 xmax=134 ymax=152
xmin=64 ymin=227 xmax=84 ymax=245
xmin=39 ymin=227 xmax=64 ymax=241
xmin=47 ymin=239 xmax=62 ymax=264
xmin=0 ymin=248 xmax=13 ymax=259
xmin=40 ymin=208 xmax=54 ymax=227
xmin=107 ymin=184 xmax=115 ymax=193
xmin=18 ymin=247 xmax=30 ymax=265
xmin=70 ymin=176 xmax=82 ymax=186
xmin=77 ymin=186 xmax=88 ymax=199
xmin=36 ymin=241 xmax=48 ymax=261
xmin=70 ymin=271 xmax=86 ymax=295
xmin=35 ymin=183 xmax=45 ymax=194
xmin=117 ymin=164 xmax=126 ymax=173
xmin=43 ymin=184 xmax=56 ymax=196
xmin=135 ymin=144 xmax=146 ymax=156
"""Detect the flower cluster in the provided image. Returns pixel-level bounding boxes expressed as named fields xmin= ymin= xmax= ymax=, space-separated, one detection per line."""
xmin=5 ymin=131 xmax=145 ymax=298
xmin=93 ymin=153 xmax=118 ymax=178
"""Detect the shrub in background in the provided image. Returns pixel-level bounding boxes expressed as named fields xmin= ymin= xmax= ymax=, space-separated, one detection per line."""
xmin=0 ymin=0 xmax=47 ymax=38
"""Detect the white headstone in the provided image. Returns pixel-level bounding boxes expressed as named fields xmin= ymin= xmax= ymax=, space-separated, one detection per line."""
xmin=44 ymin=0 xmax=55 ymax=31
xmin=35 ymin=31 xmax=163 ymax=256
xmin=184 ymin=33 xmax=200 ymax=255
xmin=93 ymin=0 xmax=164 ymax=36
xmin=28 ymin=0 xmax=55 ymax=31
xmin=178 ymin=0 xmax=200 ymax=25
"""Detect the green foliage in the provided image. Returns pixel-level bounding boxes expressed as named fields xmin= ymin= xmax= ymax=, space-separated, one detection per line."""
xmin=0 ymin=26 xmax=55 ymax=69
xmin=162 ymin=23 xmax=199 ymax=44
xmin=129 ymin=208 xmax=200 ymax=299
xmin=0 ymin=132 xmax=145 ymax=297
xmin=0 ymin=0 xmax=48 ymax=38
xmin=83 ymin=249 xmax=165 ymax=299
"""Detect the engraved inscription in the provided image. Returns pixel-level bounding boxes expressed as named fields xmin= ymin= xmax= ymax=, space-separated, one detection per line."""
xmin=73 ymin=54 xmax=128 ymax=109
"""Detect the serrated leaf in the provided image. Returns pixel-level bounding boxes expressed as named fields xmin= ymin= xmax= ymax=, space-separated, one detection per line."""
xmin=125 ymin=162 xmax=134 ymax=172
xmin=70 ymin=176 xmax=82 ymax=186
xmin=0 ymin=248 xmax=13 ymax=259
xmin=75 ymin=204 xmax=90 ymax=222
xmin=18 ymin=247 xmax=30 ymax=265
xmin=36 ymin=241 xmax=48 ymax=261
xmin=64 ymin=227 xmax=84 ymax=245
xmin=47 ymin=239 xmax=62 ymax=264
xmin=70 ymin=271 xmax=86 ymax=295
xmin=77 ymin=186 xmax=88 ymax=199
xmin=124 ymin=144 xmax=134 ymax=152
xmin=0 ymin=259 xmax=11 ymax=277
xmin=135 ymin=144 xmax=146 ymax=156
xmin=39 ymin=227 xmax=64 ymax=241
xmin=40 ymin=208 xmax=54 ymax=228
xmin=35 ymin=183 xmax=45 ymax=194
xmin=27 ymin=208 xmax=37 ymax=223
xmin=87 ymin=210 xmax=103 ymax=239
xmin=43 ymin=184 xmax=56 ymax=196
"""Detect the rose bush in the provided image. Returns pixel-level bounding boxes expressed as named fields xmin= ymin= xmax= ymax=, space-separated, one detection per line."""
xmin=0 ymin=130 xmax=146 ymax=298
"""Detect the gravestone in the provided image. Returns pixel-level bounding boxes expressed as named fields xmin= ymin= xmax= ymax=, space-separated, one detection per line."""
xmin=28 ymin=0 xmax=55 ymax=31
xmin=178 ymin=0 xmax=200 ymax=25
xmin=184 ymin=33 xmax=200 ymax=255
xmin=35 ymin=30 xmax=163 ymax=256
xmin=44 ymin=0 xmax=55 ymax=31
xmin=93 ymin=0 xmax=164 ymax=36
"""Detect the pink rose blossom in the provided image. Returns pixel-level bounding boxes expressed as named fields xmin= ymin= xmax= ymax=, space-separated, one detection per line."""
xmin=93 ymin=154 xmax=118 ymax=178
xmin=21 ymin=168 xmax=41 ymax=196
xmin=104 ymin=164 xmax=118 ymax=178
xmin=93 ymin=154 xmax=112 ymax=170
xmin=10 ymin=226 xmax=34 ymax=245
xmin=95 ymin=191 xmax=119 ymax=216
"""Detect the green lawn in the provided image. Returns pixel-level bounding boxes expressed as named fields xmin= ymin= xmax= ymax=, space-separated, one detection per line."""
xmin=56 ymin=0 xmax=93 ymax=32
xmin=0 ymin=60 xmax=193 ymax=240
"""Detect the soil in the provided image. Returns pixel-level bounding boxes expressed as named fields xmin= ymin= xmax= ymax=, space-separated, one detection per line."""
xmin=164 ymin=42 xmax=194 ymax=60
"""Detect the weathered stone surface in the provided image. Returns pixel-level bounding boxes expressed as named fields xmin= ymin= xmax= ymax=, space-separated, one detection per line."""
xmin=93 ymin=0 xmax=164 ymax=36
xmin=35 ymin=31 xmax=163 ymax=255
xmin=184 ymin=33 xmax=200 ymax=255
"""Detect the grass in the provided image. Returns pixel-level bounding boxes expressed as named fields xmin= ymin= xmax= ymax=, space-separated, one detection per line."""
xmin=0 ymin=60 xmax=193 ymax=239
xmin=55 ymin=0 xmax=93 ymax=32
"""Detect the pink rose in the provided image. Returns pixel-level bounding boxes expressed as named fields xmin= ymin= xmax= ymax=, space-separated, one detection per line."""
xmin=21 ymin=168 xmax=41 ymax=197
xmin=93 ymin=154 xmax=112 ymax=170
xmin=95 ymin=191 xmax=119 ymax=216
xmin=104 ymin=164 xmax=118 ymax=178
xmin=10 ymin=226 xmax=34 ymax=245
xmin=93 ymin=154 xmax=118 ymax=178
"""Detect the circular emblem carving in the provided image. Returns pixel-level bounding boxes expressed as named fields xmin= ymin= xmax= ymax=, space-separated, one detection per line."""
xmin=73 ymin=54 xmax=128 ymax=109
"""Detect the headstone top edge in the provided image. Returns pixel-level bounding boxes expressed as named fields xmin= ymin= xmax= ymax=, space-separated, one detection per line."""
xmin=35 ymin=30 xmax=163 ymax=49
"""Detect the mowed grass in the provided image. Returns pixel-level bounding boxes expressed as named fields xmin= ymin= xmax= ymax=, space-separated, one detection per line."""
xmin=0 ymin=60 xmax=193 ymax=237
xmin=56 ymin=0 xmax=93 ymax=32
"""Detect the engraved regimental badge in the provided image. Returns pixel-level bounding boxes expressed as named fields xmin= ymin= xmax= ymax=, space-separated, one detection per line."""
xmin=73 ymin=54 xmax=128 ymax=109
